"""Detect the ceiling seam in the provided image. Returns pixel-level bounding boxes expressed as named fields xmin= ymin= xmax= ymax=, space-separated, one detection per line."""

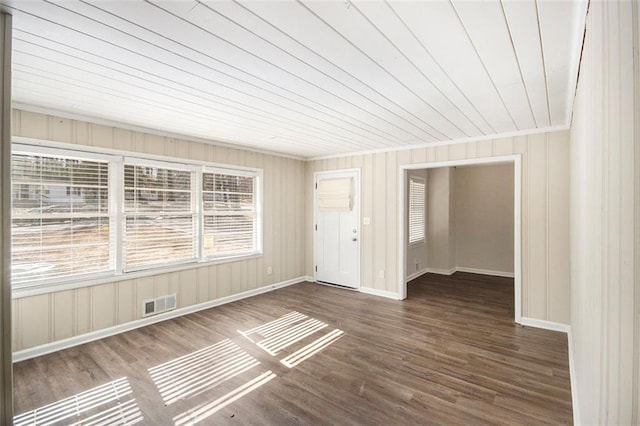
xmin=144 ymin=0 xmax=429 ymax=144
xmin=499 ymin=0 xmax=539 ymax=128
xmin=385 ymin=1 xmax=497 ymax=136
xmin=12 ymin=62 xmax=358 ymax=152
xmin=38 ymin=1 xmax=402 ymax=148
xmin=310 ymin=124 xmax=570 ymax=161
xmin=449 ymin=0 xmax=520 ymax=131
xmin=295 ymin=0 xmax=445 ymax=141
xmin=195 ymin=0 xmax=430 ymax=145
xmin=349 ymin=1 xmax=477 ymax=137
xmin=232 ymin=0 xmax=451 ymax=143
xmin=13 ymin=38 xmax=376 ymax=152
xmin=534 ymin=0 xmax=553 ymax=127
xmin=11 ymin=27 xmax=387 ymax=154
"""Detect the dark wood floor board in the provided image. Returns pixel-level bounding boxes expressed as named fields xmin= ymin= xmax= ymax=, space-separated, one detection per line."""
xmin=13 ymin=272 xmax=572 ymax=424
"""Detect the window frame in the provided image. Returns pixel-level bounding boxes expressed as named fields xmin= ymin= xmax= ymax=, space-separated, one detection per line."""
xmin=201 ymin=166 xmax=262 ymax=261
xmin=408 ymin=176 xmax=426 ymax=246
xmin=122 ymin=157 xmax=200 ymax=273
xmin=11 ymin=140 xmax=263 ymax=296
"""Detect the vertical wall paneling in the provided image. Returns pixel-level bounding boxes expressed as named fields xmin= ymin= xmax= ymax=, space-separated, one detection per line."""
xmin=0 ymin=13 xmax=11 ymax=422
xmin=634 ymin=2 xmax=640 ymax=423
xmin=307 ymin=130 xmax=571 ymax=325
xmin=569 ymin=0 xmax=639 ymax=423
xmin=11 ymin=110 xmax=307 ymax=353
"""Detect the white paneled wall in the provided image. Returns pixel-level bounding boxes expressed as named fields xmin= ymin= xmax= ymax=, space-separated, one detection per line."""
xmin=569 ymin=1 xmax=639 ymax=423
xmin=306 ymin=130 xmax=570 ymax=324
xmin=11 ymin=110 xmax=307 ymax=352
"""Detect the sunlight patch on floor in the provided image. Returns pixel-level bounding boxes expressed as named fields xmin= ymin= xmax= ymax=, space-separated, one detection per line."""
xmin=280 ymin=328 xmax=344 ymax=368
xmin=173 ymin=371 xmax=276 ymax=426
xmin=13 ymin=377 xmax=142 ymax=426
xmin=148 ymin=339 xmax=259 ymax=405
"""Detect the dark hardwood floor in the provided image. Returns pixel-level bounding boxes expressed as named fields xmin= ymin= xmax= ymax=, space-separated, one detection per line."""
xmin=13 ymin=272 xmax=573 ymax=425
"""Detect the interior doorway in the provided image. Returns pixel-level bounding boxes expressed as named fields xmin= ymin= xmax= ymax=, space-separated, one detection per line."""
xmin=398 ymin=155 xmax=522 ymax=323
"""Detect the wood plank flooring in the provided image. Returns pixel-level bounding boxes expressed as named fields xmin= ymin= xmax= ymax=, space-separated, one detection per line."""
xmin=12 ymin=272 xmax=573 ymax=425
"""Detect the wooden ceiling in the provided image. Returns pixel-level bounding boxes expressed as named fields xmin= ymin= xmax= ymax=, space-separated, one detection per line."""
xmin=2 ymin=1 xmax=588 ymax=159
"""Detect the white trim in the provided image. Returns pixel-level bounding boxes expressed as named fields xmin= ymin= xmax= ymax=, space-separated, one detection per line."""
xmin=407 ymin=267 xmax=515 ymax=281
xmin=567 ymin=327 xmax=581 ymax=426
xmin=15 ymin=105 xmax=571 ymax=163
xmin=311 ymin=125 xmax=568 ymax=161
xmin=13 ymin=103 xmax=305 ymax=161
xmin=358 ymin=286 xmax=403 ymax=300
xmin=313 ymin=168 xmax=361 ymax=289
xmin=398 ymin=154 xmax=523 ymax=324
xmin=519 ymin=317 xmax=570 ymax=333
xmin=426 ymin=267 xmax=457 ymax=276
xmin=12 ymin=276 xmax=307 ymax=362
xmin=454 ymin=266 xmax=515 ymax=278
xmin=406 ymin=268 xmax=429 ymax=282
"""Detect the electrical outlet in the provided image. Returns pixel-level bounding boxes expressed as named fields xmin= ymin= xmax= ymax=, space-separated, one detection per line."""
xmin=379 ymin=270 xmax=385 ymax=279
xmin=267 ymin=266 xmax=273 ymax=275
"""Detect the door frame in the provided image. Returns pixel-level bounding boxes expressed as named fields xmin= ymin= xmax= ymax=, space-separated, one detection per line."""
xmin=397 ymin=155 xmax=522 ymax=323
xmin=313 ymin=168 xmax=361 ymax=289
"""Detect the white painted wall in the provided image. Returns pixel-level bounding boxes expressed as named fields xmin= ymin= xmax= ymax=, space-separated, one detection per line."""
xmin=569 ymin=0 xmax=639 ymax=423
xmin=11 ymin=110 xmax=307 ymax=353
xmin=306 ymin=130 xmax=571 ymax=324
xmin=454 ymin=164 xmax=514 ymax=275
xmin=426 ymin=167 xmax=456 ymax=273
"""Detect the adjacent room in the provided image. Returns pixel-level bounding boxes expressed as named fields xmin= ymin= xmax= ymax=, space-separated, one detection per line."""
xmin=0 ymin=1 xmax=638 ymax=425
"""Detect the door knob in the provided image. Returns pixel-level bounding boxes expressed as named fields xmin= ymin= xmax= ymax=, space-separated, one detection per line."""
xmin=352 ymin=237 xmax=357 ymax=242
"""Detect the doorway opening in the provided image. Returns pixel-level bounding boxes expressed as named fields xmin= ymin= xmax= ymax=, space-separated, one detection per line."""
xmin=398 ymin=155 xmax=522 ymax=323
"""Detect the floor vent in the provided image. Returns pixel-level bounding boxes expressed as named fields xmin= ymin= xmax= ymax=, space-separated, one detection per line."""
xmin=143 ymin=294 xmax=177 ymax=317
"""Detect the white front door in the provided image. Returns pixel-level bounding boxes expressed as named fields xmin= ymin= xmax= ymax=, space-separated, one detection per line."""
xmin=314 ymin=170 xmax=360 ymax=288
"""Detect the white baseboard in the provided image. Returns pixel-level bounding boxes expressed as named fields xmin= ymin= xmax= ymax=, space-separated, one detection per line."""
xmin=406 ymin=268 xmax=429 ymax=282
xmin=519 ymin=317 xmax=570 ymax=333
xmin=359 ymin=286 xmax=403 ymax=300
xmin=412 ymin=266 xmax=514 ymax=279
xmin=12 ymin=276 xmax=307 ymax=363
xmin=426 ymin=267 xmax=457 ymax=275
xmin=454 ymin=266 xmax=514 ymax=278
xmin=567 ymin=328 xmax=580 ymax=426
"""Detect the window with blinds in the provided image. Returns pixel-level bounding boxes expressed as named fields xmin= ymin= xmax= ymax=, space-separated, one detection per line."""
xmin=124 ymin=163 xmax=196 ymax=269
xmin=11 ymin=144 xmax=262 ymax=289
xmin=202 ymin=171 xmax=257 ymax=258
xmin=409 ymin=177 xmax=426 ymax=244
xmin=11 ymin=153 xmax=112 ymax=284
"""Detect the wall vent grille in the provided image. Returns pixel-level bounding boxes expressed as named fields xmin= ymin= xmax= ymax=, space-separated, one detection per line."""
xmin=142 ymin=294 xmax=177 ymax=317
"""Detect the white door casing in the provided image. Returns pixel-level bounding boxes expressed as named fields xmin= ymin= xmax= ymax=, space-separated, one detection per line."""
xmin=314 ymin=169 xmax=360 ymax=288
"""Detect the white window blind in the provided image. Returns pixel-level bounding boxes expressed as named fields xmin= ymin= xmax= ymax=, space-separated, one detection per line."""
xmin=202 ymin=171 xmax=257 ymax=257
xmin=11 ymin=153 xmax=112 ymax=284
xmin=124 ymin=163 xmax=196 ymax=269
xmin=409 ymin=177 xmax=426 ymax=244
xmin=317 ymin=178 xmax=352 ymax=212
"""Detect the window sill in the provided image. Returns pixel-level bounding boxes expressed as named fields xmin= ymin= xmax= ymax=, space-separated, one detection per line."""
xmin=11 ymin=252 xmax=263 ymax=299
